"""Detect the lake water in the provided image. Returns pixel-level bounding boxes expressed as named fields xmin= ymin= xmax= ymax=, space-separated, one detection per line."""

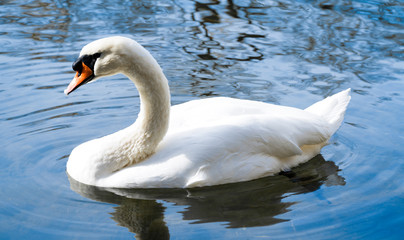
xmin=1 ymin=0 xmax=403 ymax=239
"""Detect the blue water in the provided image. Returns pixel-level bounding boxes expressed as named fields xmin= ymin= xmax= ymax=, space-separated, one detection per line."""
xmin=1 ymin=0 xmax=403 ymax=239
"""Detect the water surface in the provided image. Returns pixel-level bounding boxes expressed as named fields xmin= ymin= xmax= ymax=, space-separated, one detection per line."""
xmin=1 ymin=0 xmax=403 ymax=239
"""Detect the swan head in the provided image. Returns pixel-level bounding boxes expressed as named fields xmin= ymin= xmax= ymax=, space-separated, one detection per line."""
xmin=64 ymin=36 xmax=144 ymax=95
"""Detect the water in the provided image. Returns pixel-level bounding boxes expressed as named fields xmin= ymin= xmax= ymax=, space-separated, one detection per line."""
xmin=1 ymin=0 xmax=403 ymax=239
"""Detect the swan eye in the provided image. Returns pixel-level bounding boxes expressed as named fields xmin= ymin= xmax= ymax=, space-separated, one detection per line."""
xmin=72 ymin=52 xmax=101 ymax=74
xmin=93 ymin=52 xmax=101 ymax=59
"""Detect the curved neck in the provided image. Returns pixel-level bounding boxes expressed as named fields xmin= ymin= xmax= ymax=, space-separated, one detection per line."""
xmin=122 ymin=53 xmax=171 ymax=163
xmin=67 ymin=44 xmax=172 ymax=182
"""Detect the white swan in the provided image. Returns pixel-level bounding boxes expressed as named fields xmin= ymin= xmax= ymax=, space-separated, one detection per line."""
xmin=65 ymin=36 xmax=351 ymax=188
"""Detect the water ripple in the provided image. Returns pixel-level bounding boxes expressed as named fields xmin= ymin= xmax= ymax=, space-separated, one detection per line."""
xmin=1 ymin=0 xmax=403 ymax=239
xmin=5 ymin=101 xmax=92 ymax=121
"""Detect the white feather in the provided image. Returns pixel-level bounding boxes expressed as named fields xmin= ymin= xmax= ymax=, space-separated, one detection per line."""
xmin=66 ymin=36 xmax=351 ymax=188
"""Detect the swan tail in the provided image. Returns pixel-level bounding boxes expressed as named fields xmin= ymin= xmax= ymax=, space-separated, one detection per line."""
xmin=305 ymin=88 xmax=351 ymax=134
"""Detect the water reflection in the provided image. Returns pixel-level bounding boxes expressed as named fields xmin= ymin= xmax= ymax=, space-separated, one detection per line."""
xmin=1 ymin=0 xmax=403 ymax=238
xmin=69 ymin=155 xmax=344 ymax=237
xmin=3 ymin=0 xmax=402 ymax=98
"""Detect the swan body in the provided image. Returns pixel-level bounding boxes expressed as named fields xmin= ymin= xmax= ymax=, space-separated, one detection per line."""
xmin=65 ymin=36 xmax=351 ymax=188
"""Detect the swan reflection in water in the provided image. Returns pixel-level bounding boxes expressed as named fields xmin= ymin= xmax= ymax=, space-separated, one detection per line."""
xmin=68 ymin=154 xmax=345 ymax=239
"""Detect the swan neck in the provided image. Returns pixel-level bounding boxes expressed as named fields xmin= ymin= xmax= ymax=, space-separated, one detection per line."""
xmin=123 ymin=54 xmax=170 ymax=162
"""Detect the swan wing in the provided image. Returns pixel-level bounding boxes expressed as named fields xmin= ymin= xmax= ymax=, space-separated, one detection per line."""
xmin=169 ymin=97 xmax=288 ymax=130
xmin=168 ymin=97 xmax=332 ymax=158
xmin=166 ymin=112 xmax=331 ymax=160
xmin=162 ymin=112 xmax=331 ymax=187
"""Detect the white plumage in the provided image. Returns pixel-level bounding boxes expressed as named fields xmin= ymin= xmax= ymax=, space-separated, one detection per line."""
xmin=65 ymin=36 xmax=351 ymax=188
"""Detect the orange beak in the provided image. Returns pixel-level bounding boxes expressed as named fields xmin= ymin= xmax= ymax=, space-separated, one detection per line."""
xmin=64 ymin=62 xmax=93 ymax=95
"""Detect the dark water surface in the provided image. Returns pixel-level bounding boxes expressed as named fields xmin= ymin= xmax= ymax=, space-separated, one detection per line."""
xmin=1 ymin=0 xmax=403 ymax=239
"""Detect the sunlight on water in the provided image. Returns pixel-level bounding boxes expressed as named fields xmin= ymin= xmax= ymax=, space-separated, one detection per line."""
xmin=0 ymin=0 xmax=403 ymax=239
